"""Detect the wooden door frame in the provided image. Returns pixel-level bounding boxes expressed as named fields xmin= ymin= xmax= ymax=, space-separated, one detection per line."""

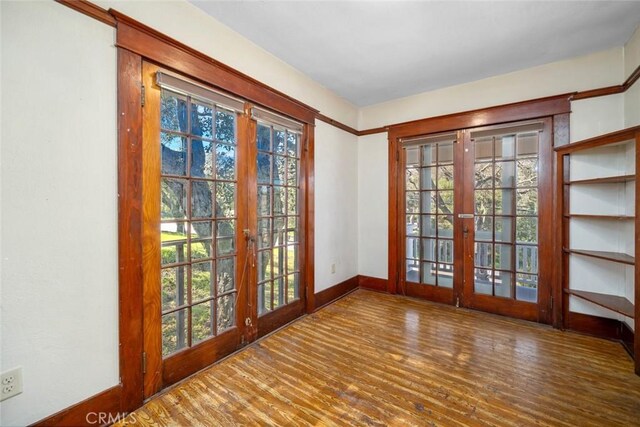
xmin=116 ymin=13 xmax=316 ymax=409
xmin=387 ymin=95 xmax=571 ymax=318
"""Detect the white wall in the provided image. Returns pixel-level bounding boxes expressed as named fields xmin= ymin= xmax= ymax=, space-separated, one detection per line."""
xmin=1 ymin=2 xmax=119 ymax=426
xmin=314 ymin=121 xmax=359 ymax=292
xmin=357 ymin=133 xmax=388 ymax=279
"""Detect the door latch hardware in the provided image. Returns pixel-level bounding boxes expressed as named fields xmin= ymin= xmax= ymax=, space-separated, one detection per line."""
xmin=458 ymin=213 xmax=474 ymax=219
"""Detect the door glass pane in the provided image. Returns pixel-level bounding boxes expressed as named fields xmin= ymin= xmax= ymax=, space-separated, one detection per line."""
xmin=162 ymin=309 xmax=188 ymax=356
xmin=159 ymin=88 xmax=237 ymax=357
xmin=474 ymin=268 xmax=493 ymax=295
xmin=404 ymin=135 xmax=456 ymax=287
xmin=472 ymin=129 xmax=540 ymax=303
xmin=494 ymin=271 xmax=513 ymax=298
xmin=162 ymin=133 xmax=187 ymax=176
xmin=256 ymin=122 xmax=303 ymax=314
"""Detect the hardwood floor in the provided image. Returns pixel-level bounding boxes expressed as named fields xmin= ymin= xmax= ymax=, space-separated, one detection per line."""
xmin=117 ymin=290 xmax=640 ymax=426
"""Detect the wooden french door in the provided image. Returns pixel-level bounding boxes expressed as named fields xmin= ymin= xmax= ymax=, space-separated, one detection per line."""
xmin=460 ymin=119 xmax=553 ymax=323
xmin=141 ymin=62 xmax=308 ymax=397
xmin=401 ymin=132 xmax=464 ymax=305
xmin=399 ymin=119 xmax=553 ymax=324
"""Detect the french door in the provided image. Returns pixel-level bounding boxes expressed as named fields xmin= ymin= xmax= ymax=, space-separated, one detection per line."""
xmin=141 ymin=62 xmax=308 ymax=397
xmin=399 ymin=119 xmax=553 ymax=323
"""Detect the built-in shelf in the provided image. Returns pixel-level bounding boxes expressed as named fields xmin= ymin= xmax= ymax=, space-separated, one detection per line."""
xmin=564 ymin=248 xmax=635 ymax=265
xmin=565 ymin=174 xmax=636 ymax=185
xmin=564 ymin=214 xmax=635 ymax=220
xmin=557 ymin=125 xmax=639 ymax=375
xmin=565 ymin=289 xmax=635 ymax=318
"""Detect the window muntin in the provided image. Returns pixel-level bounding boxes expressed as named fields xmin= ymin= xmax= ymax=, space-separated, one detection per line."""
xmin=404 ymin=139 xmax=455 ymax=288
xmin=256 ymin=122 xmax=301 ymax=315
xmin=473 ymin=132 xmax=539 ymax=302
xmin=160 ymin=89 xmax=238 ymax=356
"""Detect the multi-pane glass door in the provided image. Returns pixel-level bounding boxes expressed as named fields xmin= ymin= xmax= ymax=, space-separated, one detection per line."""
xmin=470 ymin=130 xmax=539 ymax=302
xmin=159 ymin=88 xmax=238 ymax=356
xmin=462 ymin=120 xmax=551 ymax=322
xmin=254 ymin=116 xmax=305 ymax=337
xmin=400 ymin=119 xmax=552 ymax=322
xmin=402 ymin=132 xmax=461 ymax=303
xmin=142 ymin=63 xmax=309 ymax=395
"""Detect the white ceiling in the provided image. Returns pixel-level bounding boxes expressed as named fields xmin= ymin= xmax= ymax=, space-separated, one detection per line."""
xmin=190 ymin=1 xmax=640 ymax=107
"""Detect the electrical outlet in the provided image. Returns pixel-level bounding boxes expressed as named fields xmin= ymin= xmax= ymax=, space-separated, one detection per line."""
xmin=331 ymin=263 xmax=336 ymax=274
xmin=1 ymin=367 xmax=23 ymax=402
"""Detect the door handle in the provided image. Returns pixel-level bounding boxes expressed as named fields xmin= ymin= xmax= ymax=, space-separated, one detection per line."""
xmin=458 ymin=213 xmax=474 ymax=219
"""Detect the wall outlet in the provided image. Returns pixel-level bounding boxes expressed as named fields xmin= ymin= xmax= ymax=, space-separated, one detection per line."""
xmin=1 ymin=367 xmax=23 ymax=402
xmin=331 ymin=263 xmax=336 ymax=274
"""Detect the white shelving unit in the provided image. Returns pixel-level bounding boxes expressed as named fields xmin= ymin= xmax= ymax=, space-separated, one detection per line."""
xmin=555 ymin=126 xmax=639 ymax=375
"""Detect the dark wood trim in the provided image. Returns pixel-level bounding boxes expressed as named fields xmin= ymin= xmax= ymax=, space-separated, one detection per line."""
xmin=387 ymin=131 xmax=399 ymax=295
xmin=55 ymin=0 xmax=116 ymax=27
xmin=555 ymin=125 xmax=640 ymax=154
xmin=31 ymin=385 xmax=122 ymax=427
xmin=571 ymin=85 xmax=624 ymax=101
xmin=257 ymin=300 xmax=306 ymax=338
xmin=564 ymin=289 xmax=634 ymax=318
xmin=624 ymin=64 xmax=640 ymax=91
xmin=110 ymin=10 xmax=317 ymax=125
xmin=358 ymin=126 xmax=388 ymax=136
xmin=358 ymin=275 xmax=389 ymax=292
xmin=316 ymin=113 xmax=359 ymax=136
xmin=314 ymin=276 xmax=359 ymax=310
xmin=388 ymin=94 xmax=572 ymax=138
xmin=635 ymin=131 xmax=640 ymax=375
xmin=162 ymin=330 xmax=241 ymax=387
xmin=621 ymin=320 xmax=635 ymax=359
xmin=564 ymin=248 xmax=635 ymax=266
xmin=304 ymin=124 xmax=316 ymax=314
xmin=117 ymin=48 xmax=144 ymax=413
xmin=565 ymin=311 xmax=623 ymax=341
xmin=553 ymin=113 xmax=570 ymax=148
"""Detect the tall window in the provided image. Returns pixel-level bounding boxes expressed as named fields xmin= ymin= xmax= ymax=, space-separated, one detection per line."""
xmin=256 ymin=122 xmax=301 ymax=315
xmin=159 ymin=89 xmax=238 ymax=356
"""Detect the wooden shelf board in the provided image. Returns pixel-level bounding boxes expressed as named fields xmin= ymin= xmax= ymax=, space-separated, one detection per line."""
xmin=564 ymin=214 xmax=635 ymax=220
xmin=565 ymin=289 xmax=635 ymax=318
xmin=566 ymin=175 xmax=636 ymax=185
xmin=564 ymin=248 xmax=635 ymax=265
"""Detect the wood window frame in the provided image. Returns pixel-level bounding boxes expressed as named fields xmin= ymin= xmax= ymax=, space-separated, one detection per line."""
xmin=115 ymin=11 xmax=316 ymax=410
xmin=387 ymin=95 xmax=571 ymax=320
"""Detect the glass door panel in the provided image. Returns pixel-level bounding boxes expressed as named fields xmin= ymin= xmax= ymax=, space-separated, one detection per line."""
xmin=159 ymin=89 xmax=239 ymax=357
xmin=470 ymin=132 xmax=539 ymax=302
xmin=253 ymin=117 xmax=306 ymax=338
xmin=461 ymin=119 xmax=552 ymax=323
xmin=401 ymin=133 xmax=461 ymax=304
xmin=256 ymin=123 xmax=301 ymax=315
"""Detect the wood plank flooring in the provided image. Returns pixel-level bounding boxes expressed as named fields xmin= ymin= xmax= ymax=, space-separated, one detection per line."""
xmin=117 ymin=290 xmax=640 ymax=426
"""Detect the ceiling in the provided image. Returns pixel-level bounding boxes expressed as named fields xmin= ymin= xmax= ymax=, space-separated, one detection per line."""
xmin=190 ymin=1 xmax=640 ymax=107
